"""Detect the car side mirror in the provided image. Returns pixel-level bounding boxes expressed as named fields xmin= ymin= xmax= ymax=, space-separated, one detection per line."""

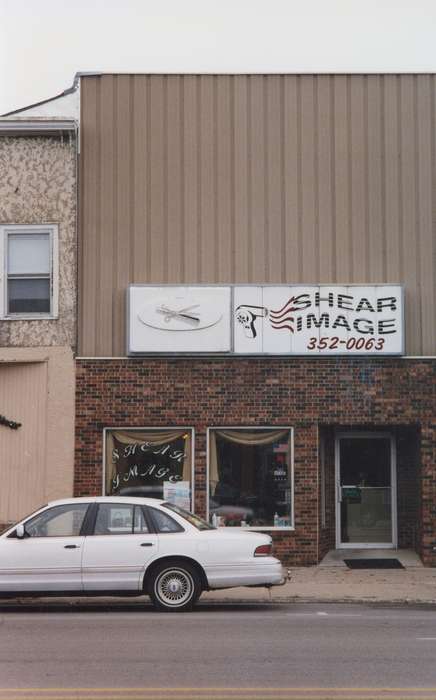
xmin=16 ymin=524 xmax=25 ymax=539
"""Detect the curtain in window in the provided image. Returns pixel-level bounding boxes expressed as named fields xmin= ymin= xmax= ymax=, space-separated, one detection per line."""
xmin=209 ymin=429 xmax=289 ymax=496
xmin=105 ymin=429 xmax=192 ymax=494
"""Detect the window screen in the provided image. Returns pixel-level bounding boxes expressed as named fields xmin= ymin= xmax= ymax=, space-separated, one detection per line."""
xmin=6 ymin=232 xmax=51 ymax=314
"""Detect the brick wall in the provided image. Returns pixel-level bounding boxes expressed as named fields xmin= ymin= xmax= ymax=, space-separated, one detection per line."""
xmin=75 ymin=358 xmax=436 ymax=566
xmin=318 ymin=426 xmax=336 ymax=560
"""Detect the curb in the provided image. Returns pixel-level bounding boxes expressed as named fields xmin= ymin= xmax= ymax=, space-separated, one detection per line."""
xmin=200 ymin=596 xmax=436 ymax=606
xmin=2 ymin=595 xmax=436 ymax=609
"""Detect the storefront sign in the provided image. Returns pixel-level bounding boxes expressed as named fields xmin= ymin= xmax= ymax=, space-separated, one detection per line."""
xmin=128 ymin=286 xmax=231 ymax=353
xmin=127 ymin=284 xmax=404 ymax=355
xmin=233 ymin=285 xmax=404 ymax=355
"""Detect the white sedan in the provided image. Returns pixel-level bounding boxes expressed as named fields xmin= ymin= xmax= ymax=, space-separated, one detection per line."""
xmin=0 ymin=497 xmax=286 ymax=612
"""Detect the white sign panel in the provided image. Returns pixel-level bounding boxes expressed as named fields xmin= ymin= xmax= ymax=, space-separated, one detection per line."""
xmin=128 ymin=286 xmax=231 ymax=353
xmin=163 ymin=481 xmax=191 ymax=510
xmin=233 ymin=285 xmax=404 ymax=355
xmin=128 ymin=284 xmax=404 ymax=355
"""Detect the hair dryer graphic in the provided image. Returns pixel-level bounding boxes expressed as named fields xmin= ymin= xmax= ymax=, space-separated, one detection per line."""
xmin=235 ymin=305 xmax=268 ymax=339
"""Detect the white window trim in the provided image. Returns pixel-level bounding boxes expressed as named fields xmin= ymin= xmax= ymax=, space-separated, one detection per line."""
xmin=206 ymin=426 xmax=295 ymax=531
xmin=0 ymin=224 xmax=59 ymax=320
xmin=102 ymin=427 xmax=195 ymax=512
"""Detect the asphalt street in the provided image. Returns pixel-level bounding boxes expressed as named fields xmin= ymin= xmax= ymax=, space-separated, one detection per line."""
xmin=0 ymin=602 xmax=436 ymax=699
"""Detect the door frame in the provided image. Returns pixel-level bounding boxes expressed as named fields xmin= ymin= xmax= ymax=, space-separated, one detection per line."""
xmin=334 ymin=431 xmax=397 ymax=549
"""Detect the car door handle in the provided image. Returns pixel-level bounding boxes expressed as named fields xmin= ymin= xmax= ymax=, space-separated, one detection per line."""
xmin=64 ymin=544 xmax=80 ymax=549
xmin=140 ymin=542 xmax=154 ymax=547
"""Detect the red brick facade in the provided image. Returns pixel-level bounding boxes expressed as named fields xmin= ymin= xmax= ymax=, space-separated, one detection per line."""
xmin=75 ymin=358 xmax=436 ymax=566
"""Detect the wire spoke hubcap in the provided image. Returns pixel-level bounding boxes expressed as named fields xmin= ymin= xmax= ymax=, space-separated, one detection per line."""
xmin=156 ymin=569 xmax=194 ymax=606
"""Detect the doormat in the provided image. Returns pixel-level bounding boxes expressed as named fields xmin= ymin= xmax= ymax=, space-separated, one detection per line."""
xmin=344 ymin=558 xmax=404 ymax=569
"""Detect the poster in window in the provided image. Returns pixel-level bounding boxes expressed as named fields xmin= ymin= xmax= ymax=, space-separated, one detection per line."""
xmin=163 ymin=481 xmax=191 ymax=510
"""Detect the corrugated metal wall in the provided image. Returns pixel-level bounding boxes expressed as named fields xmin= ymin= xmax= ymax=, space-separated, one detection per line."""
xmin=79 ymin=74 xmax=436 ymax=356
xmin=0 ymin=362 xmax=47 ymax=522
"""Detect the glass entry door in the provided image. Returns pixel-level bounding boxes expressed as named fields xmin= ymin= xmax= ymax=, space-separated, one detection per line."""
xmin=336 ymin=433 xmax=396 ymax=548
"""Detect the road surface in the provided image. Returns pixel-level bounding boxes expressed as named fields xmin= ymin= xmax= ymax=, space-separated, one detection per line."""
xmin=0 ymin=601 xmax=435 ymax=698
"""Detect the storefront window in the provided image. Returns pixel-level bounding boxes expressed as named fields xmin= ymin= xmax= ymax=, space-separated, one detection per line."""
xmin=105 ymin=429 xmax=192 ymax=509
xmin=208 ymin=428 xmax=293 ymax=528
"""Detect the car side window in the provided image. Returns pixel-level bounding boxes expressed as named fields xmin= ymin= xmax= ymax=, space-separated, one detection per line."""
xmin=25 ymin=504 xmax=89 ymax=538
xmin=94 ymin=504 xmax=149 ymax=535
xmin=148 ymin=507 xmax=184 ymax=533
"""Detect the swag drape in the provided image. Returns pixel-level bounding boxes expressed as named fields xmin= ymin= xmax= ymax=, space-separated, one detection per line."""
xmin=209 ymin=429 xmax=290 ymax=496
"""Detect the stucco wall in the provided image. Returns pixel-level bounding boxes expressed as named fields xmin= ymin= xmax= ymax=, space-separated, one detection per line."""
xmin=0 ymin=134 xmax=76 ymax=348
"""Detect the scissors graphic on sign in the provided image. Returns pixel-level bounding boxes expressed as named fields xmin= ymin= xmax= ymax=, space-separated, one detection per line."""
xmin=156 ymin=304 xmax=200 ymax=323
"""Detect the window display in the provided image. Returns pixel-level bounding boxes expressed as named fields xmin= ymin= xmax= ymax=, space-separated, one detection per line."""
xmin=208 ymin=428 xmax=293 ymax=528
xmin=105 ymin=429 xmax=192 ymax=508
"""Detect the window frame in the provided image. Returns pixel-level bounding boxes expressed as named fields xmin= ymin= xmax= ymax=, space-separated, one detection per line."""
xmin=0 ymin=224 xmax=59 ymax=319
xmin=102 ymin=426 xmax=195 ymax=511
xmin=207 ymin=426 xmax=295 ymax=531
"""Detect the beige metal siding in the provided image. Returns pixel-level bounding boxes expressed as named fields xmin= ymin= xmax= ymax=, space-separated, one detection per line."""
xmin=0 ymin=362 xmax=47 ymax=522
xmin=80 ymin=74 xmax=436 ymax=356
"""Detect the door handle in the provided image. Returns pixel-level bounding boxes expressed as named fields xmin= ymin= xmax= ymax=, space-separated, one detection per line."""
xmin=64 ymin=544 xmax=80 ymax=549
xmin=140 ymin=542 xmax=154 ymax=547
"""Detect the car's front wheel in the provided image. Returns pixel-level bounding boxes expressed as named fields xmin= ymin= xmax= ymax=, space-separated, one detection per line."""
xmin=148 ymin=560 xmax=201 ymax=612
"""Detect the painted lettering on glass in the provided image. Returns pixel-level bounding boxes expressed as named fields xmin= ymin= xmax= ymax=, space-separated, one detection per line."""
xmin=109 ymin=435 xmax=187 ymax=496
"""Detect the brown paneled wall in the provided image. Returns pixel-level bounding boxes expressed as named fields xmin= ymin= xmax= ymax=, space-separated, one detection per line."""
xmin=79 ymin=74 xmax=436 ymax=356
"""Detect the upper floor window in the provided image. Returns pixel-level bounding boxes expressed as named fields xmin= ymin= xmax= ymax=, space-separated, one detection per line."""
xmin=0 ymin=225 xmax=59 ymax=318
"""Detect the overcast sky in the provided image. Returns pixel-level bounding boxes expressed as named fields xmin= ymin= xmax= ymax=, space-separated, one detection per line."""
xmin=1 ymin=0 xmax=436 ymax=115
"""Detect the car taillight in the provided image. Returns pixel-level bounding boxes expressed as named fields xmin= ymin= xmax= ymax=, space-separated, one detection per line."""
xmin=254 ymin=544 xmax=272 ymax=557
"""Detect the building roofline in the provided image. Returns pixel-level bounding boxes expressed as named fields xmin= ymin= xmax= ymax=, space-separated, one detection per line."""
xmin=1 ymin=77 xmax=79 ymax=118
xmin=3 ymin=70 xmax=434 ymax=118
xmin=75 ymin=70 xmax=436 ymax=77
xmin=0 ymin=119 xmax=77 ymax=135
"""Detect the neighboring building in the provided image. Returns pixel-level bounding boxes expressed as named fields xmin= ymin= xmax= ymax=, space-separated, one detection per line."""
xmin=0 ymin=93 xmax=78 ymax=528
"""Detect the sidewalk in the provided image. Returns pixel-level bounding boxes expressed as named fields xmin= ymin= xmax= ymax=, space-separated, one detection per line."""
xmin=201 ymin=565 xmax=436 ymax=605
xmin=2 ymin=562 xmax=436 ymax=609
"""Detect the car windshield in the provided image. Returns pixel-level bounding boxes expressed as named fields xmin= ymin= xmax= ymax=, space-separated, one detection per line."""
xmin=161 ymin=503 xmax=214 ymax=531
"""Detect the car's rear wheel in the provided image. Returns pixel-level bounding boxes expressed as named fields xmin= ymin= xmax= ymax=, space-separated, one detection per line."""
xmin=148 ymin=560 xmax=201 ymax=612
